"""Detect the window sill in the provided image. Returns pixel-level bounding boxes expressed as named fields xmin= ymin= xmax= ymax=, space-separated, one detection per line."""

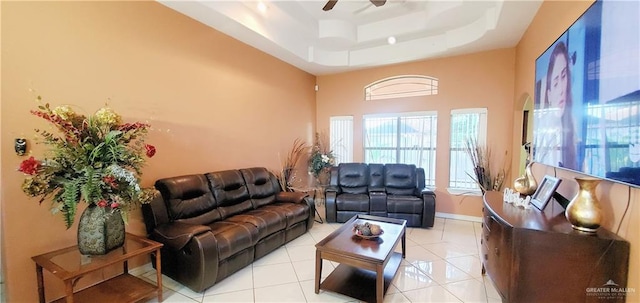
xmin=446 ymin=188 xmax=483 ymax=196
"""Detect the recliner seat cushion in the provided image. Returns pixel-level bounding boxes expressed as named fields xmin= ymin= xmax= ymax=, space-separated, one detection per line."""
xmin=207 ymin=221 xmax=259 ymax=260
xmin=261 ymin=203 xmax=309 ymax=228
xmin=336 ymin=194 xmax=370 ymax=212
xmin=227 ymin=208 xmax=287 ymax=239
xmin=387 ymin=196 xmax=424 ymax=214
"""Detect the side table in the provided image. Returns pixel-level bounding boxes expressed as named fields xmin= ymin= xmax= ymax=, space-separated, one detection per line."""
xmin=289 ymin=186 xmax=325 ymax=224
xmin=32 ymin=233 xmax=163 ymax=303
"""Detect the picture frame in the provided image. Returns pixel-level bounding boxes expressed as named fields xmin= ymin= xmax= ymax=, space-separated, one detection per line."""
xmin=530 ymin=175 xmax=562 ymax=211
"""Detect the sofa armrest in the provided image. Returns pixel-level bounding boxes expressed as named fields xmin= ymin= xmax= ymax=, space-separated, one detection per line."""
xmin=151 ymin=222 xmax=212 ymax=250
xmin=420 ymin=189 xmax=436 ymax=228
xmin=415 ymin=187 xmax=435 ymax=196
xmin=421 ymin=188 xmax=435 ymax=195
xmin=152 ymin=228 xmax=219 ymax=293
xmin=325 ymin=185 xmax=340 ymax=193
xmin=276 ymin=191 xmax=308 ymax=203
xmin=369 ymin=191 xmax=387 ymax=216
xmin=325 ymin=191 xmax=338 ymax=223
xmin=141 ymin=194 xmax=170 ymax=236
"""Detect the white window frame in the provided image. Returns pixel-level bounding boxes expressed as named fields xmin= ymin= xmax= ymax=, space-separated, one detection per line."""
xmin=448 ymin=108 xmax=488 ymax=195
xmin=363 ymin=111 xmax=438 ymax=186
xmin=329 ymin=116 xmax=354 ymax=165
xmin=364 ymin=75 xmax=439 ymax=101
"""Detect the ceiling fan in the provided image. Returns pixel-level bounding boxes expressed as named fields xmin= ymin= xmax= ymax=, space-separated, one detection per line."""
xmin=322 ymin=0 xmax=387 ymax=11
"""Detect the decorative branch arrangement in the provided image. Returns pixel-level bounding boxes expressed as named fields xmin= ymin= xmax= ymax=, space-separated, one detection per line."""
xmin=273 ymin=138 xmax=309 ymax=191
xmin=463 ymin=137 xmax=510 ymax=193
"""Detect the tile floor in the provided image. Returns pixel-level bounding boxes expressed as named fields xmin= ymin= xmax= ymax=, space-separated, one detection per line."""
xmin=135 ymin=209 xmax=501 ymax=303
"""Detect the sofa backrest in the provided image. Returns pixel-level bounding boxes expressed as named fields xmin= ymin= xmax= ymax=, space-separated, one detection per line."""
xmin=241 ymin=167 xmax=280 ymax=208
xmin=155 ymin=174 xmax=222 ymax=225
xmin=384 ymin=164 xmax=418 ymax=195
xmin=337 ymin=163 xmax=370 ymax=194
xmin=206 ymin=169 xmax=254 ymax=219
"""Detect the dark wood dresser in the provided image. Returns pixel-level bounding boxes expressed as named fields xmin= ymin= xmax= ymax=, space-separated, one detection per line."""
xmin=482 ymin=191 xmax=630 ymax=303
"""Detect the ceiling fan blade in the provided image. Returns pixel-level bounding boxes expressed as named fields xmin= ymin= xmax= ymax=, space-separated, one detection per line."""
xmin=370 ymin=0 xmax=386 ymax=7
xmin=353 ymin=3 xmax=373 ymax=14
xmin=323 ymin=0 xmax=338 ymax=11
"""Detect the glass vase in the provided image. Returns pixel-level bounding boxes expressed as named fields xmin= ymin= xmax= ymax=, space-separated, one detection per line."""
xmin=317 ymin=167 xmax=330 ymax=186
xmin=77 ymin=204 xmax=125 ymax=255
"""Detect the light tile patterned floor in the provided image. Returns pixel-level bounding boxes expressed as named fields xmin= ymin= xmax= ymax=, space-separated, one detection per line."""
xmin=137 ymin=209 xmax=500 ymax=303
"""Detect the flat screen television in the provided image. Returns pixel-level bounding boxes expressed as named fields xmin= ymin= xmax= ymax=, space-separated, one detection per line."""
xmin=533 ymin=0 xmax=640 ymax=187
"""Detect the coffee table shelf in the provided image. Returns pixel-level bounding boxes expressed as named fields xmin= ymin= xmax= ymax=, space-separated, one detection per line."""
xmin=320 ymin=252 xmax=403 ymax=303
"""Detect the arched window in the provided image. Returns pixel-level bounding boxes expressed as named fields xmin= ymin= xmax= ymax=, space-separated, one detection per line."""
xmin=364 ymin=75 xmax=439 ymax=101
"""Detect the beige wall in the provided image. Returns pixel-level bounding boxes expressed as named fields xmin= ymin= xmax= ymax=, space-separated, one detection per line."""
xmin=516 ymin=1 xmax=639 ymax=301
xmin=316 ymin=49 xmax=516 ymax=217
xmin=0 ymin=2 xmax=315 ymax=302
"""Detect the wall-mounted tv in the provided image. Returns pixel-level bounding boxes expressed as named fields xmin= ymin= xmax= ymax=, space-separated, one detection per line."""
xmin=533 ymin=0 xmax=640 ymax=187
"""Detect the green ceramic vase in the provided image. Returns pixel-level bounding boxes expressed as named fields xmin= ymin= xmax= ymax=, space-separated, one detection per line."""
xmin=77 ymin=204 xmax=125 ymax=255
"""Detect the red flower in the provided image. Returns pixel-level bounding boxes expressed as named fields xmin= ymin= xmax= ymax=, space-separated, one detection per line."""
xmin=103 ymin=175 xmax=118 ymax=189
xmin=97 ymin=200 xmax=108 ymax=208
xmin=145 ymin=144 xmax=156 ymax=158
xmin=18 ymin=156 xmax=41 ymax=175
xmin=110 ymin=202 xmax=120 ymax=209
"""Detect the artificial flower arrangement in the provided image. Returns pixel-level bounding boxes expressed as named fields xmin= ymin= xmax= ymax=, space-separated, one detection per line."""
xmin=308 ymin=131 xmax=335 ymax=178
xmin=18 ymin=97 xmax=157 ymax=229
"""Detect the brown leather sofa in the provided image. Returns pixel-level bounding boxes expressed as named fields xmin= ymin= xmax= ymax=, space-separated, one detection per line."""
xmin=141 ymin=167 xmax=314 ymax=292
xmin=325 ymin=163 xmax=436 ymax=228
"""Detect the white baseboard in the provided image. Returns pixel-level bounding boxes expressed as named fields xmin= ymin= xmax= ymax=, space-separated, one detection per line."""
xmin=435 ymin=212 xmax=482 ymax=223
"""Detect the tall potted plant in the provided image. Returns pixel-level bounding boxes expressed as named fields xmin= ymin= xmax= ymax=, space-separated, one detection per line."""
xmin=17 ymin=97 xmax=157 ymax=255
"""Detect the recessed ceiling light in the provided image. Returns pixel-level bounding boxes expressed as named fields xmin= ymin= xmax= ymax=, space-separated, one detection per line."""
xmin=257 ymin=2 xmax=268 ymax=13
xmin=387 ymin=36 xmax=396 ymax=45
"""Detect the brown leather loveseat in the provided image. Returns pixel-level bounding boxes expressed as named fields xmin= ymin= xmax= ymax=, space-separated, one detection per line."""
xmin=325 ymin=163 xmax=436 ymax=228
xmin=141 ymin=167 xmax=314 ymax=292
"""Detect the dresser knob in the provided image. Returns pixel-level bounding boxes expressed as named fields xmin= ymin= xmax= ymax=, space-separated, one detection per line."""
xmin=494 ymin=247 xmax=500 ymax=257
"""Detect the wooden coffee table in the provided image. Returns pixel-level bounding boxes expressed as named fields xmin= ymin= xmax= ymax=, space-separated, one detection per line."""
xmin=315 ymin=214 xmax=406 ymax=303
